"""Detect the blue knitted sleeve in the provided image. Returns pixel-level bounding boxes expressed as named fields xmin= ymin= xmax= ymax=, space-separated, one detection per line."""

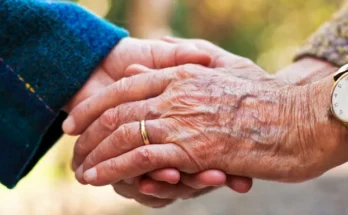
xmin=0 ymin=0 xmax=129 ymax=188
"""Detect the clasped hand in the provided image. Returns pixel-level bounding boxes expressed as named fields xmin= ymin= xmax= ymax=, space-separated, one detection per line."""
xmin=63 ymin=37 xmax=348 ymax=208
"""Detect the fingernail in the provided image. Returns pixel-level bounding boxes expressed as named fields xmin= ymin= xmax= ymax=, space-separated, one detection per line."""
xmin=84 ymin=168 xmax=97 ymax=182
xmin=124 ymin=178 xmax=135 ymax=185
xmin=63 ymin=116 xmax=75 ymax=134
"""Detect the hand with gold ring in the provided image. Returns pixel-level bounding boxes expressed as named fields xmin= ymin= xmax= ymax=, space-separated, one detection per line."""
xmin=67 ymin=38 xmax=348 ymax=188
xmin=65 ymin=39 xmax=255 ymax=207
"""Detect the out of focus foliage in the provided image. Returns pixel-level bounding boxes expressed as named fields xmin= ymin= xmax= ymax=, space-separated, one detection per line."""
xmin=172 ymin=0 xmax=341 ymax=71
xmin=76 ymin=0 xmax=342 ymax=71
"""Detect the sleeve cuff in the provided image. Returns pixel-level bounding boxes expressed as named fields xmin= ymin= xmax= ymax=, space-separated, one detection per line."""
xmin=295 ymin=6 xmax=348 ymax=66
xmin=0 ymin=1 xmax=128 ymax=188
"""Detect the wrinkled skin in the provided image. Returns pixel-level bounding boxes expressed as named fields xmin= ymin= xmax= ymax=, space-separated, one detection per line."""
xmin=64 ymin=38 xmax=253 ymax=208
xmin=69 ymin=51 xmax=348 ymax=187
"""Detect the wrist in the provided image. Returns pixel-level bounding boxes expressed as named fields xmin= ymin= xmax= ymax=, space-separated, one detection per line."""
xmin=304 ymin=76 xmax=348 ymax=174
xmin=276 ymin=77 xmax=348 ymax=181
xmin=276 ymin=57 xmax=338 ymax=86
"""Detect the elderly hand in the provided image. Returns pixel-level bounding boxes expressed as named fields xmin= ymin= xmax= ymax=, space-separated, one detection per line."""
xmin=62 ymin=37 xmax=226 ymax=207
xmin=69 ymin=53 xmax=348 ymax=186
xmin=64 ymin=37 xmax=213 ymax=184
xmin=65 ymin=38 xmax=256 ymax=207
xmin=64 ymin=38 xmax=253 ymax=208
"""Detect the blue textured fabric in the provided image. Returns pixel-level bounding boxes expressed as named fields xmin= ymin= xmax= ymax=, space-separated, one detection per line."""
xmin=0 ymin=0 xmax=129 ymax=188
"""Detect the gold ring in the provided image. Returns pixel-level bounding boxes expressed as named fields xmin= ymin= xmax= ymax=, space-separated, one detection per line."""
xmin=140 ymin=120 xmax=151 ymax=145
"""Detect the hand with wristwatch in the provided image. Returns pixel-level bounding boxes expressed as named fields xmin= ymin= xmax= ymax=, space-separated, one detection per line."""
xmin=69 ymin=8 xmax=348 ymax=187
xmin=66 ymin=5 xmax=348 ymax=206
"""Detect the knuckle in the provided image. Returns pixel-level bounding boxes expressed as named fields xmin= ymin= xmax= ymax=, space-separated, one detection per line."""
xmin=100 ymin=109 xmax=117 ymax=130
xmin=118 ymin=124 xmax=133 ymax=143
xmin=142 ymin=101 xmax=160 ymax=119
xmin=175 ymin=65 xmax=199 ymax=79
xmin=109 ymin=130 xmax=129 ymax=154
xmin=113 ymin=77 xmax=130 ymax=94
xmin=108 ymin=158 xmax=120 ymax=173
xmin=135 ymin=147 xmax=153 ymax=166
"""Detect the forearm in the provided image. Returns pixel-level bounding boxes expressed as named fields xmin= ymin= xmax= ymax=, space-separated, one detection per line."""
xmin=276 ymin=57 xmax=337 ymax=86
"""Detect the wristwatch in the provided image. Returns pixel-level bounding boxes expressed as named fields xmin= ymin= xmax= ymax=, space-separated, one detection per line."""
xmin=331 ymin=64 xmax=348 ymax=125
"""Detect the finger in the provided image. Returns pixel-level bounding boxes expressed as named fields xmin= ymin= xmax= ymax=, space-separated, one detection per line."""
xmin=139 ymin=179 xmax=197 ymax=199
xmin=162 ymin=36 xmax=265 ymax=75
xmin=162 ymin=36 xmax=238 ymax=68
xmin=124 ymin=64 xmax=150 ymax=77
xmin=226 ymin=176 xmax=253 ymax=194
xmin=72 ymin=98 xmax=160 ymax=170
xmin=123 ymin=168 xmax=180 ymax=186
xmin=162 ymin=36 xmax=231 ymax=57
xmin=149 ymin=42 xmax=212 ymax=69
xmin=147 ymin=169 xmax=180 ymax=185
xmin=108 ymin=38 xmax=212 ymax=80
xmin=180 ymin=170 xmax=227 ymax=189
xmin=76 ymin=119 xmax=179 ymax=183
xmin=63 ymin=69 xmax=174 ymax=135
xmin=112 ymin=181 xmax=174 ymax=208
xmin=83 ymin=143 xmax=193 ymax=186
xmin=80 ymin=116 xmax=180 ymax=171
xmin=80 ymin=118 xmax=168 ymax=173
xmin=75 ymin=121 xmax=146 ymax=183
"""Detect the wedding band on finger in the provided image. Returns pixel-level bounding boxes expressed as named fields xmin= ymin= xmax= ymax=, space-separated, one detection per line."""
xmin=140 ymin=120 xmax=151 ymax=145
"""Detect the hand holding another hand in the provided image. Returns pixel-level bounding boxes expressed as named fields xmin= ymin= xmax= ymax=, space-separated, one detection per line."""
xmin=67 ymin=37 xmax=348 ymax=191
xmin=64 ymin=38 xmax=253 ymax=208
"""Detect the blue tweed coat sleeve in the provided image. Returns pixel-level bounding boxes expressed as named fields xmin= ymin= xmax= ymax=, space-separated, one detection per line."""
xmin=0 ymin=0 xmax=128 ymax=188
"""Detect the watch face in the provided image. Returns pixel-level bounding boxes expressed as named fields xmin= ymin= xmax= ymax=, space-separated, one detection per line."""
xmin=332 ymin=74 xmax=348 ymax=122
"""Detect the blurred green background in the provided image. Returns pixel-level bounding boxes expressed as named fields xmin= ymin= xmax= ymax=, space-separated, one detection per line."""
xmin=1 ymin=0 xmax=347 ymax=215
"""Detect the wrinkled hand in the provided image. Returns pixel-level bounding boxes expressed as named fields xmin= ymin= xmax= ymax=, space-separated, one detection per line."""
xmin=69 ymin=50 xmax=348 ymax=186
xmin=65 ymin=38 xmax=257 ymax=207
xmin=68 ymin=63 xmax=274 ymax=186
xmin=63 ymin=37 xmax=224 ymax=207
xmin=64 ymin=37 xmax=253 ymax=208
